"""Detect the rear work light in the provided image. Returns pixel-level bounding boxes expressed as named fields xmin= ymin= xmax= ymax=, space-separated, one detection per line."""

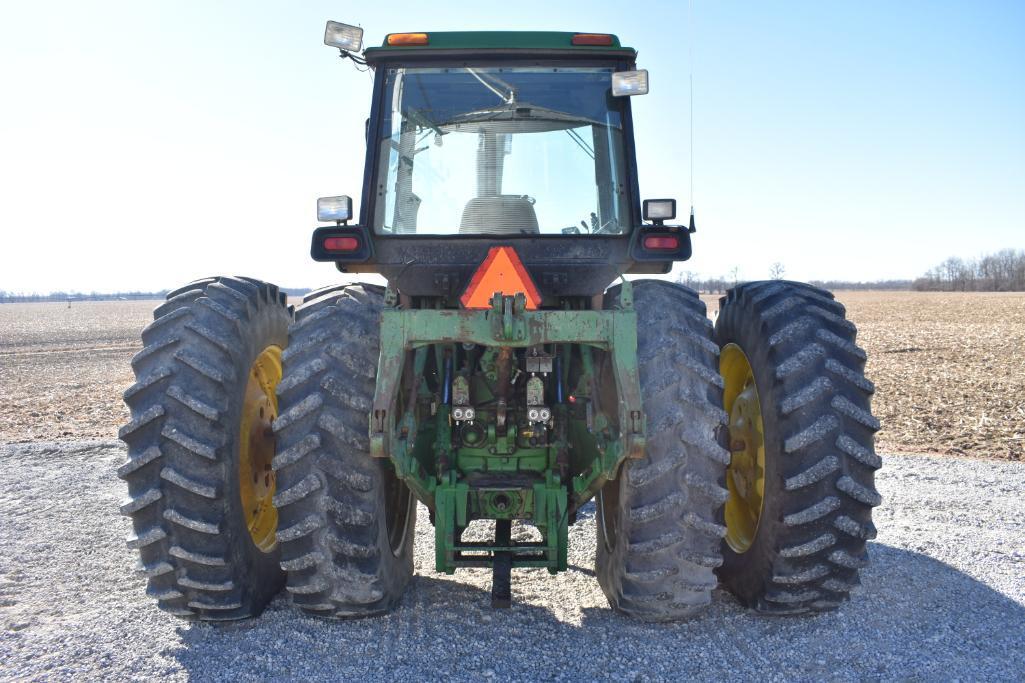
xmin=324 ymin=21 xmax=363 ymax=52
xmin=642 ymin=235 xmax=680 ymax=250
xmin=572 ymin=33 xmax=614 ymax=46
xmin=317 ymin=195 xmax=353 ymax=223
xmin=612 ymin=70 xmax=649 ymax=97
xmin=387 ymin=32 xmax=429 ymax=46
xmin=323 ymin=236 xmax=359 ymax=252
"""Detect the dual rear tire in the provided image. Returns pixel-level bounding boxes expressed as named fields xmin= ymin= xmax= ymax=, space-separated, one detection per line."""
xmin=595 ymin=279 xmax=880 ymax=619
xmin=118 ymin=277 xmax=289 ymax=619
xmin=119 ymin=279 xmax=413 ymax=620
xmin=120 ymin=277 xmax=879 ymax=621
xmin=713 ymin=281 xmax=881 ymax=613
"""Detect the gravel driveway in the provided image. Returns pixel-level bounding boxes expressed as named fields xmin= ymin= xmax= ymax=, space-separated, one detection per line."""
xmin=1 ymin=441 xmax=1023 ymax=682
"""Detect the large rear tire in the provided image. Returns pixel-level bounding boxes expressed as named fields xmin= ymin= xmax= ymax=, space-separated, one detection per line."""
xmin=596 ymin=280 xmax=730 ymax=621
xmin=715 ymin=281 xmax=881 ymax=613
xmin=273 ymin=284 xmax=416 ymax=618
xmin=118 ymin=276 xmax=290 ymax=620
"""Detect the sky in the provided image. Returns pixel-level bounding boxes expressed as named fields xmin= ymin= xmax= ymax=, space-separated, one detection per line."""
xmin=0 ymin=1 xmax=1022 ymax=293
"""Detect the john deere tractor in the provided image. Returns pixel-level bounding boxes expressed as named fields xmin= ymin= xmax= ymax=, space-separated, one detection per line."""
xmin=118 ymin=24 xmax=880 ymax=621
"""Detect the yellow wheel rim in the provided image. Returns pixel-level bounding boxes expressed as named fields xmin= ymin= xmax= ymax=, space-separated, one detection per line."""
xmin=721 ymin=343 xmax=766 ymax=554
xmin=239 ymin=345 xmax=283 ymax=553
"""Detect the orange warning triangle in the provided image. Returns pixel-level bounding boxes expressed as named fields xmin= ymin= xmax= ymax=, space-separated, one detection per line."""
xmin=460 ymin=246 xmax=542 ymax=310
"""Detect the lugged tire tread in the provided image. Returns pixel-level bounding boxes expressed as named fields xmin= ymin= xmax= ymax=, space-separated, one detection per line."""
xmin=714 ymin=280 xmax=880 ymax=615
xmin=596 ymin=280 xmax=728 ymax=622
xmin=274 ymin=284 xmax=415 ymax=618
xmin=119 ymin=276 xmax=290 ymax=621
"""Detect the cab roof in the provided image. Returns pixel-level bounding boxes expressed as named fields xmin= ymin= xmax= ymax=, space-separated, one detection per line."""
xmin=363 ymin=31 xmax=636 ymax=63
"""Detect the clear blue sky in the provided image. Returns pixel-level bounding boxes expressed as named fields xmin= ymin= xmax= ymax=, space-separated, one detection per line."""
xmin=1 ymin=1 xmax=1022 ymax=293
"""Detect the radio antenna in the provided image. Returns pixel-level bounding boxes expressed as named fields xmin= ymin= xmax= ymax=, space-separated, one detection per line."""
xmin=689 ymin=0 xmax=696 ymax=233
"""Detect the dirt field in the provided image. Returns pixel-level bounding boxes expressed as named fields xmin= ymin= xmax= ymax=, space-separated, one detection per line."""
xmin=1 ymin=290 xmax=1022 ymax=459
xmin=842 ymin=291 xmax=1025 ymax=461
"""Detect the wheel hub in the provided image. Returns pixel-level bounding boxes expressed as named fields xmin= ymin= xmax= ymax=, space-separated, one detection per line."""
xmin=239 ymin=345 xmax=283 ymax=553
xmin=721 ymin=343 xmax=765 ymax=554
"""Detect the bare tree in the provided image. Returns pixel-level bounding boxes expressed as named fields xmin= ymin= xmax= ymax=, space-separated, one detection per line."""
xmin=913 ymin=249 xmax=1025 ymax=292
xmin=769 ymin=262 xmax=785 ymax=280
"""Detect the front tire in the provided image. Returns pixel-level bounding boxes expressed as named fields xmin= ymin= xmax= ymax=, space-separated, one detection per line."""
xmin=596 ymin=280 xmax=730 ymax=621
xmin=715 ymin=281 xmax=881 ymax=613
xmin=118 ymin=276 xmax=290 ymax=620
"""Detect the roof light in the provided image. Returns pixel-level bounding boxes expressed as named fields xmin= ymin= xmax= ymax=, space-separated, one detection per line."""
xmin=324 ymin=21 xmax=363 ymax=52
xmin=323 ymin=236 xmax=359 ymax=252
xmin=643 ymin=235 xmax=680 ymax=250
xmin=317 ymin=195 xmax=352 ymax=223
xmin=572 ymin=33 xmax=614 ymax=46
xmin=612 ymin=70 xmax=649 ymax=97
xmin=387 ymin=33 xmax=429 ymax=46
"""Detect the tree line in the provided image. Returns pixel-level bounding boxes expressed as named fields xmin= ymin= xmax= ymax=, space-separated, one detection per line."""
xmin=0 ymin=287 xmax=314 ymax=303
xmin=913 ymin=249 xmax=1025 ymax=292
xmin=0 ymin=290 xmax=169 ymax=303
xmin=675 ymin=269 xmax=912 ymax=294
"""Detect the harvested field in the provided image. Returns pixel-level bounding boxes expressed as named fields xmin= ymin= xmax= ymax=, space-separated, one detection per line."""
xmin=1 ymin=290 xmax=1023 ymax=459
xmin=842 ymin=291 xmax=1025 ymax=461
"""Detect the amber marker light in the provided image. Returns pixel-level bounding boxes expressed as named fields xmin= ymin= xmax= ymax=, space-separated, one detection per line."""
xmin=387 ymin=33 xmax=429 ymax=46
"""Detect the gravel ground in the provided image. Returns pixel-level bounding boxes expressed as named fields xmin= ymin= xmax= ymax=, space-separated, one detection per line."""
xmin=1 ymin=440 xmax=1022 ymax=682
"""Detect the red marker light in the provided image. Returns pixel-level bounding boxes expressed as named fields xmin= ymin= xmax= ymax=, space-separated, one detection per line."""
xmin=324 ymin=236 xmax=359 ymax=252
xmin=572 ymin=33 xmax=614 ymax=46
xmin=643 ymin=235 xmax=679 ymax=250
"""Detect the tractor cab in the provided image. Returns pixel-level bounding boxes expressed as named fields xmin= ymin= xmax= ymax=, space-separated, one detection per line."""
xmin=313 ymin=28 xmax=693 ymax=300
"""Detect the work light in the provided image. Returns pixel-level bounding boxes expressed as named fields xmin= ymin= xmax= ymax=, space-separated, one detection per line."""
xmin=643 ymin=199 xmax=676 ymax=223
xmin=317 ymin=195 xmax=353 ymax=223
xmin=324 ymin=21 xmax=363 ymax=52
xmin=612 ymin=70 xmax=648 ymax=96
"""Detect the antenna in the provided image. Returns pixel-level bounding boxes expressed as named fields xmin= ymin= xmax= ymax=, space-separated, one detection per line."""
xmin=689 ymin=0 xmax=696 ymax=233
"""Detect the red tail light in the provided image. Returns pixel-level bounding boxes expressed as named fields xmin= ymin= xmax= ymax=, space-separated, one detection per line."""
xmin=324 ymin=236 xmax=359 ymax=252
xmin=572 ymin=33 xmax=614 ymax=46
xmin=643 ymin=235 xmax=680 ymax=250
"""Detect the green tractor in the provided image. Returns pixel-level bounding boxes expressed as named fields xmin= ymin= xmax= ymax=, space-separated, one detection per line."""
xmin=118 ymin=23 xmax=880 ymax=621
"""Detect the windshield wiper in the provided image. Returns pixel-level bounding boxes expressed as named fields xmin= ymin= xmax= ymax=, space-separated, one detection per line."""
xmin=466 ymin=68 xmax=517 ymax=104
xmin=440 ymin=102 xmax=607 ymax=129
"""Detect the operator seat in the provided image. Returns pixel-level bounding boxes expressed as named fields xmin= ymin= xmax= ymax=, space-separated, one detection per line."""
xmin=459 ymin=195 xmax=540 ymax=235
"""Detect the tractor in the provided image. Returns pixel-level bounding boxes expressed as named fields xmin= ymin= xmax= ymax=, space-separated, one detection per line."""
xmin=118 ymin=23 xmax=880 ymax=621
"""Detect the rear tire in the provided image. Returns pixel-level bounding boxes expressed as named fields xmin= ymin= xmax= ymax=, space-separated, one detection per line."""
xmin=715 ymin=281 xmax=881 ymax=613
xmin=118 ymin=276 xmax=290 ymax=620
xmin=596 ymin=280 xmax=730 ymax=621
xmin=273 ymin=283 xmax=416 ymax=618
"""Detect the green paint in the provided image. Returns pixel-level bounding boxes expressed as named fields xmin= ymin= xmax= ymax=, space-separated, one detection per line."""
xmin=372 ymin=286 xmax=641 ymax=575
xmin=365 ymin=31 xmax=632 ymax=56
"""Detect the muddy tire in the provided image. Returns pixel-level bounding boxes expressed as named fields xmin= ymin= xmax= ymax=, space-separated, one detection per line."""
xmin=118 ymin=276 xmax=291 ymax=620
xmin=596 ymin=280 xmax=730 ymax=621
xmin=273 ymin=283 xmax=416 ymax=618
xmin=715 ymin=281 xmax=881 ymax=613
